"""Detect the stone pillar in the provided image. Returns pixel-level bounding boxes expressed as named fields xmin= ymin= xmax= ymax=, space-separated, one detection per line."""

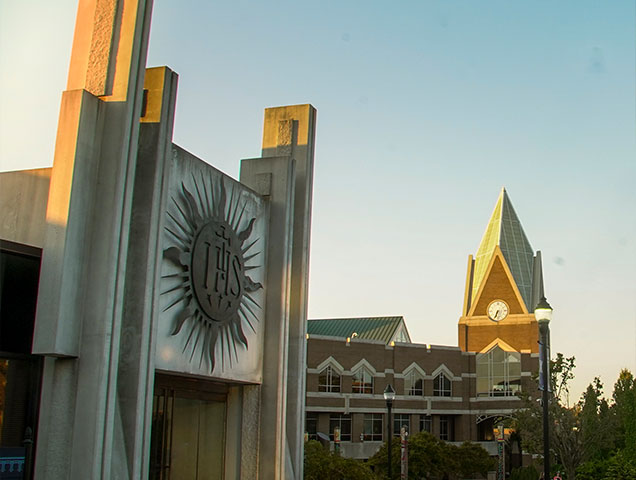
xmin=240 ymin=103 xmax=316 ymax=480
xmin=240 ymin=155 xmax=296 ymax=479
xmin=115 ymin=66 xmax=178 ymax=479
xmin=32 ymin=0 xmax=153 ymax=477
xmin=261 ymin=105 xmax=316 ymax=479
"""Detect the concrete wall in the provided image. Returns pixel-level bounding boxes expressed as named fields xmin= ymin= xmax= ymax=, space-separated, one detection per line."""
xmin=0 ymin=168 xmax=51 ymax=248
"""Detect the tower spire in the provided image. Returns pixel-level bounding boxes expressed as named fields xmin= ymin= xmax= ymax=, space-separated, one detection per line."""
xmin=471 ymin=188 xmax=535 ymax=310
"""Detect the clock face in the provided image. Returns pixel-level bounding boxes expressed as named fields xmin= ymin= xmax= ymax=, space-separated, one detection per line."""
xmin=488 ymin=300 xmax=509 ymax=322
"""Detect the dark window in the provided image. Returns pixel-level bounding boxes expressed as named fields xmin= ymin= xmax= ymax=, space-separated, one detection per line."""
xmin=352 ymin=367 xmax=373 ymax=394
xmin=419 ymin=415 xmax=432 ymax=433
xmin=393 ymin=414 xmax=410 ymax=436
xmin=306 ymin=412 xmax=318 ymax=441
xmin=318 ymin=365 xmax=341 ymax=393
xmin=433 ymin=373 xmax=451 ymax=397
xmin=440 ymin=415 xmax=455 ymax=441
xmin=405 ymin=371 xmax=423 ymax=396
xmin=0 ymin=243 xmax=43 ymax=479
xmin=363 ymin=413 xmax=383 ymax=441
xmin=478 ymin=417 xmax=495 ymax=441
xmin=0 ymin=245 xmax=41 ymax=354
xmin=329 ymin=414 xmax=351 ymax=441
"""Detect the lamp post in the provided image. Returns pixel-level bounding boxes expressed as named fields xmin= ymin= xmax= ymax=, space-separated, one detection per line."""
xmin=384 ymin=383 xmax=396 ymax=479
xmin=535 ymin=296 xmax=553 ymax=480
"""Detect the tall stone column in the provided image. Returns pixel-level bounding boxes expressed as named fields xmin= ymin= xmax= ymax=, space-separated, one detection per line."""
xmin=241 ymin=104 xmax=316 ymax=479
xmin=32 ymin=0 xmax=153 ymax=477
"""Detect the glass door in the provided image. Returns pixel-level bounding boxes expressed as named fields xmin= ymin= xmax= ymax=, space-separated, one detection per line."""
xmin=150 ymin=374 xmax=227 ymax=480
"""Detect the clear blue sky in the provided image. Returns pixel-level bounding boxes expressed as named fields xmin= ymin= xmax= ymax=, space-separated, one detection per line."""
xmin=1 ymin=0 xmax=635 ymax=402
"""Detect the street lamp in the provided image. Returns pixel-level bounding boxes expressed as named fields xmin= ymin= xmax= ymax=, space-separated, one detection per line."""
xmin=535 ymin=296 xmax=553 ymax=480
xmin=384 ymin=383 xmax=396 ymax=479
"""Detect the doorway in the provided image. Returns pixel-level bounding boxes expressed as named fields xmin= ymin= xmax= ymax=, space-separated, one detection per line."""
xmin=150 ymin=374 xmax=227 ymax=480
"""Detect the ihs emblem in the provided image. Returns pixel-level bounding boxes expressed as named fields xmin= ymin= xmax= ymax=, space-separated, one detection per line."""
xmin=162 ymin=174 xmax=263 ymax=372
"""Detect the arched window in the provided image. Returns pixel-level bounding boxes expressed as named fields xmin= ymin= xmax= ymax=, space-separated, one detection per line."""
xmin=433 ymin=373 xmax=451 ymax=397
xmin=477 ymin=345 xmax=521 ymax=396
xmin=352 ymin=366 xmax=374 ymax=394
xmin=405 ymin=370 xmax=423 ymax=396
xmin=318 ymin=365 xmax=341 ymax=393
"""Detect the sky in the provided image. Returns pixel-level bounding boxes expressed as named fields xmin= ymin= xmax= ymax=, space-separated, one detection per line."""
xmin=1 ymin=0 xmax=635 ymax=403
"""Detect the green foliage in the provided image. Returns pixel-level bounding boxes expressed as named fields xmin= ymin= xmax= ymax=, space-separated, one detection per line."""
xmin=577 ymin=450 xmax=636 ymax=480
xmin=580 ymin=377 xmax=614 ymax=460
xmin=508 ymin=465 xmax=539 ymax=480
xmin=368 ymin=431 xmax=493 ymax=480
xmin=613 ymin=369 xmax=636 ymax=460
xmin=513 ymin=354 xmax=583 ymax=479
xmin=303 ymin=440 xmax=374 ymax=480
xmin=514 ymin=356 xmax=636 ymax=480
xmin=454 ymin=441 xmax=496 ymax=478
xmin=551 ymin=353 xmax=576 ymax=405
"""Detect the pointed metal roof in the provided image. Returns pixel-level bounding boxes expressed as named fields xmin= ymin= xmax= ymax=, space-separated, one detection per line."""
xmin=307 ymin=316 xmax=411 ymax=344
xmin=471 ymin=188 xmax=535 ymax=310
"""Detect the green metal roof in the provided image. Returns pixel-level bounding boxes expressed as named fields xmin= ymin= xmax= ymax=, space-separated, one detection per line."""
xmin=471 ymin=188 xmax=535 ymax=310
xmin=307 ymin=316 xmax=410 ymax=344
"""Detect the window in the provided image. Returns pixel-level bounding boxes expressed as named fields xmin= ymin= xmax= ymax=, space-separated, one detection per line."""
xmin=352 ymin=366 xmax=373 ymax=394
xmin=433 ymin=373 xmax=451 ymax=397
xmin=439 ymin=415 xmax=455 ymax=441
xmin=318 ymin=365 xmax=341 ymax=393
xmin=393 ymin=414 xmax=410 ymax=436
xmin=363 ymin=413 xmax=383 ymax=441
xmin=476 ymin=346 xmax=521 ymax=397
xmin=393 ymin=327 xmax=409 ymax=343
xmin=405 ymin=370 xmax=423 ymax=396
xmin=419 ymin=415 xmax=432 ymax=433
xmin=329 ymin=414 xmax=351 ymax=441
xmin=306 ymin=412 xmax=318 ymax=441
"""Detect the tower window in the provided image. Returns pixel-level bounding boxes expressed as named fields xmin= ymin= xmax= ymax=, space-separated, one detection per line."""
xmin=476 ymin=345 xmax=521 ymax=397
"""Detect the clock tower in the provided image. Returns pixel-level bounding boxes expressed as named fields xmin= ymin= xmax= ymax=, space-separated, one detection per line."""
xmin=458 ymin=188 xmax=544 ymax=353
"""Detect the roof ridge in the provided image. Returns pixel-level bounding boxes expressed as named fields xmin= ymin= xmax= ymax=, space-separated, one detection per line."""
xmin=308 ymin=316 xmax=403 ymax=321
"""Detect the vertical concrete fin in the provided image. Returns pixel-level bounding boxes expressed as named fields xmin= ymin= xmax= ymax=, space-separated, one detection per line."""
xmin=240 ymin=155 xmax=296 ymax=479
xmin=33 ymin=89 xmax=101 ymax=356
xmin=33 ymin=0 xmax=155 ymax=478
xmin=463 ymin=255 xmax=475 ymax=317
xmin=261 ymin=104 xmax=317 ymax=479
xmin=113 ymin=66 xmax=178 ymax=479
xmin=531 ymin=251 xmax=544 ymax=313
xmin=67 ymin=0 xmax=148 ymax=101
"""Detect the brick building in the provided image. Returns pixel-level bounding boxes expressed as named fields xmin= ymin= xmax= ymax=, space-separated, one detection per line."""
xmin=305 ymin=189 xmax=544 ymax=467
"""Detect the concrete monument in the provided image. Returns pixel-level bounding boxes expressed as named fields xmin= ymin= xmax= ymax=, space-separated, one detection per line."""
xmin=0 ymin=0 xmax=315 ymax=478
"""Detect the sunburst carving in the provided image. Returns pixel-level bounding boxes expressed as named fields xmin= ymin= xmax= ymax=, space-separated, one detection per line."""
xmin=161 ymin=173 xmax=263 ymax=372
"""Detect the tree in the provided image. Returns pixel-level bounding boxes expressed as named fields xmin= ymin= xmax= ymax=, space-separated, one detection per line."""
xmin=304 ymin=440 xmax=374 ymax=480
xmin=512 ymin=354 xmax=584 ymax=479
xmin=580 ymin=377 xmax=614 ymax=460
xmin=453 ymin=441 xmax=496 ymax=478
xmin=575 ymin=369 xmax=636 ymax=479
xmin=612 ymin=369 xmax=636 ymax=459
xmin=368 ymin=431 xmax=493 ymax=480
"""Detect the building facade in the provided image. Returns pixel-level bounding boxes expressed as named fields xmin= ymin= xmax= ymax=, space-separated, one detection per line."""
xmin=305 ymin=189 xmax=545 ymax=471
xmin=0 ymin=1 xmax=314 ymax=479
